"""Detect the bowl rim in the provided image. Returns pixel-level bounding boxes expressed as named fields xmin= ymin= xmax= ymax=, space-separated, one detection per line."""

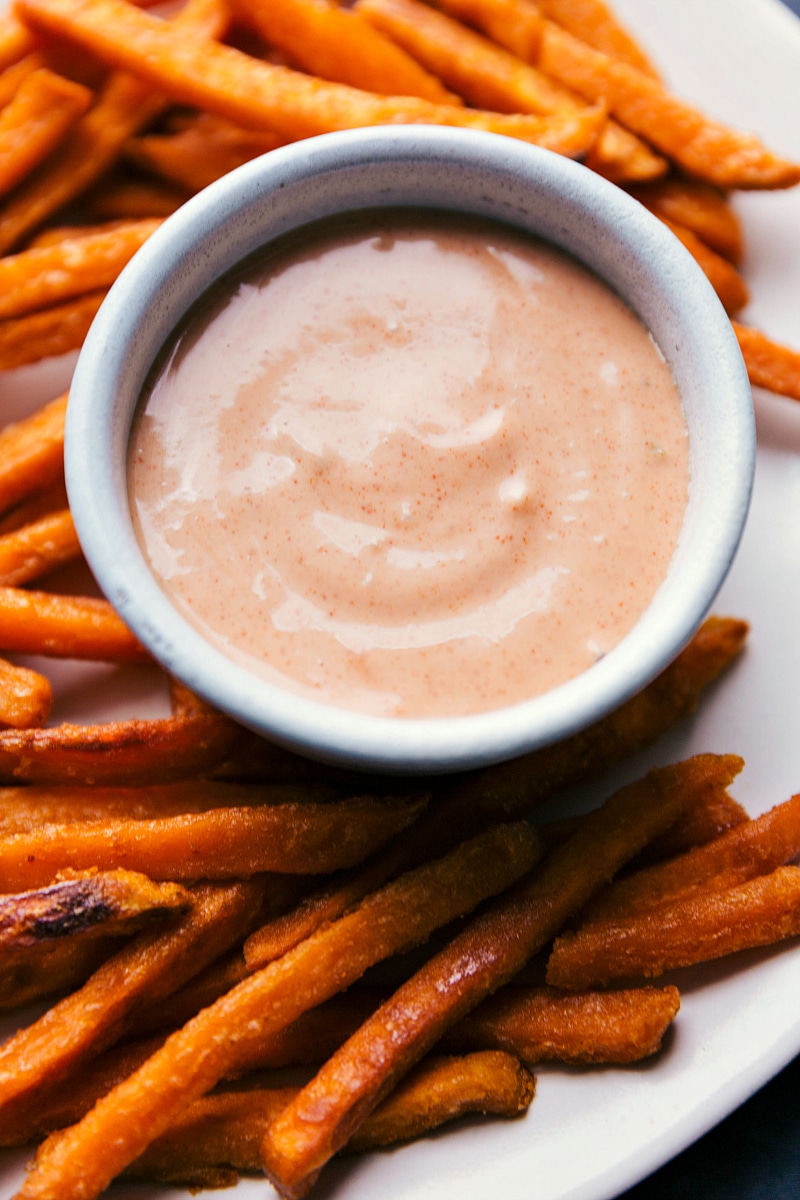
xmin=65 ymin=125 xmax=755 ymax=774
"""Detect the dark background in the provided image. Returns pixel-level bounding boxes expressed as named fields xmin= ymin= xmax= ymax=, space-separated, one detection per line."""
xmin=622 ymin=2 xmax=799 ymax=1197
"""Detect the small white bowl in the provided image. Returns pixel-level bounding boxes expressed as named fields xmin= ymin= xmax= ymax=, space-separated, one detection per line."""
xmin=66 ymin=126 xmax=755 ymax=774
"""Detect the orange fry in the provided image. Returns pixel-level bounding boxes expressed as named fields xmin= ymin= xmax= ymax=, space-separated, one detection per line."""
xmin=0 ymin=68 xmax=92 ymax=198
xmin=0 ymin=709 xmax=245 ymax=786
xmin=231 ymin=0 xmax=460 ymax=103
xmin=657 ymin=214 xmax=749 ymax=315
xmin=536 ymin=0 xmax=659 ymax=76
xmin=0 ymin=654 xmax=52 ymax=728
xmin=125 ymin=114 xmax=286 ymax=193
xmin=259 ymin=755 xmax=741 ymax=1198
xmin=0 ymin=482 xmax=69 ymax=536
xmin=0 ymin=0 xmax=227 ymax=254
xmin=0 ymin=289 xmax=106 ymax=370
xmin=0 ymin=11 xmax=38 ymax=71
xmin=547 ymin=865 xmax=800 ymax=988
xmin=431 ymin=0 xmax=800 ymax=189
xmin=0 ymin=794 xmax=427 ymax=889
xmin=0 ymin=218 xmax=161 ymax=321
xmin=629 ymin=176 xmax=743 ymax=264
xmin=14 ymin=821 xmax=541 ymax=1199
xmin=16 ymin=0 xmax=605 ymax=156
xmin=0 ymin=936 xmax=120 ymax=1015
xmin=0 ymin=50 xmax=47 ymax=106
xmin=0 ymin=394 xmax=66 ymax=516
xmin=0 ymin=880 xmax=264 ymax=1148
xmin=582 ymin=791 xmax=800 ymax=925
xmin=83 ymin=173 xmax=190 ymax=220
xmin=732 ymin=321 xmax=800 ymax=402
xmin=0 ymin=508 xmax=81 ymax=586
xmin=0 ymin=585 xmax=148 ymax=661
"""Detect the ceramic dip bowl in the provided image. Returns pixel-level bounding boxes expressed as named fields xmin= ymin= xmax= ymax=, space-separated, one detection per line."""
xmin=65 ymin=125 xmax=755 ymax=773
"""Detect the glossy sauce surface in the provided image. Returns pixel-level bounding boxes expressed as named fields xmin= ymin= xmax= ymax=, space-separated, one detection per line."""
xmin=129 ymin=212 xmax=689 ymax=718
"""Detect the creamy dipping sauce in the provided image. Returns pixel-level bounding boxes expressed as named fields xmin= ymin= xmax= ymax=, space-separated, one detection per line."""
xmin=129 ymin=211 xmax=689 ymax=719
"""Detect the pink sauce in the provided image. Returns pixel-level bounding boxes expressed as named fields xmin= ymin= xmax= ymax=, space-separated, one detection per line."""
xmin=129 ymin=212 xmax=689 ymax=718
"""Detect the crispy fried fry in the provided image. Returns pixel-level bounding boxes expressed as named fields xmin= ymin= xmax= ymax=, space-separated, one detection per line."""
xmin=0 ymin=654 xmax=52 ymax=728
xmin=259 ymin=755 xmax=741 ymax=1198
xmin=0 ymin=288 xmax=106 ymax=369
xmin=0 ymin=869 xmax=190 ymax=949
xmin=629 ymin=176 xmax=743 ymax=263
xmin=430 ymin=0 xmax=800 ymax=189
xmin=547 ymin=865 xmax=800 ymax=988
xmin=656 ymin=214 xmax=749 ymax=314
xmin=442 ymin=983 xmax=680 ymax=1064
xmin=0 ymin=68 xmax=92 ymax=198
xmin=357 ymin=0 xmax=666 ymax=183
xmin=536 ymin=0 xmax=659 ymax=77
xmin=14 ymin=821 xmax=542 ymax=1198
xmin=125 ymin=113 xmax=285 ymax=193
xmin=582 ymin=791 xmax=800 ymax=925
xmin=231 ymin=0 xmax=460 ymax=103
xmin=0 ymin=935 xmax=122 ymax=1014
xmin=0 ymin=219 xmax=161 ymax=321
xmin=0 ymin=394 xmax=66 ymax=516
xmin=0 ymin=794 xmax=426 ymax=889
xmin=732 ymin=321 xmax=800 ymax=401
xmin=16 ymin=0 xmax=605 ymax=156
xmin=0 ymin=508 xmax=80 ymax=586
xmin=0 ymin=0 xmax=227 ymax=254
xmin=0 ymin=585 xmax=148 ymax=661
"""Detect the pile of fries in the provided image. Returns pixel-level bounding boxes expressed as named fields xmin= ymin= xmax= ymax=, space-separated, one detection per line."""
xmin=0 ymin=0 xmax=798 ymax=395
xmin=2 ymin=0 xmax=800 ymax=1197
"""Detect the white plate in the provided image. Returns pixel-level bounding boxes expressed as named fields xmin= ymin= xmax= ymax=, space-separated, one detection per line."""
xmin=1 ymin=1 xmax=800 ymax=1196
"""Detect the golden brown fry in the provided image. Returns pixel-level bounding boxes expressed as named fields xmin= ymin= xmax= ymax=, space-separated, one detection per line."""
xmin=17 ymin=0 xmax=605 ymax=157
xmin=547 ymin=865 xmax=800 ymax=989
xmin=0 ymin=794 xmax=426 ymax=889
xmin=442 ymin=984 xmax=680 ymax=1064
xmin=0 ymin=935 xmax=122 ymax=1014
xmin=232 ymin=0 xmax=460 ymax=103
xmin=0 ymin=289 xmax=106 ymax=370
xmin=536 ymin=0 xmax=658 ymax=77
xmin=431 ymin=0 xmax=800 ymax=189
xmin=0 ymin=219 xmax=161 ymax=321
xmin=0 ymin=584 xmax=148 ymax=661
xmin=629 ymin=176 xmax=743 ymax=264
xmin=732 ymin=321 xmax=800 ymax=402
xmin=357 ymin=0 xmax=666 ymax=184
xmin=0 ymin=68 xmax=92 ymax=199
xmin=259 ymin=755 xmax=741 ymax=1198
xmin=656 ymin=214 xmax=749 ymax=315
xmin=0 ymin=880 xmax=264 ymax=1148
xmin=125 ymin=113 xmax=286 ymax=193
xmin=0 ymin=393 xmax=67 ymax=516
xmin=0 ymin=508 xmax=80 ymax=586
xmin=0 ymin=710 xmax=245 ymax=786
xmin=0 ymin=869 xmax=190 ymax=950
xmin=0 ymin=0 xmax=227 ymax=254
xmin=0 ymin=654 xmax=52 ymax=728
xmin=15 ymin=821 xmax=542 ymax=1198
xmin=582 ymin=791 xmax=800 ymax=925
xmin=0 ymin=11 xmax=38 ymax=72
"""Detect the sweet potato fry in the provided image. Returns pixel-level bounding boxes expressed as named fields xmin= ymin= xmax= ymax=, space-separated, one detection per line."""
xmin=125 ymin=113 xmax=286 ymax=193
xmin=0 ymin=68 xmax=92 ymax=199
xmin=0 ymin=508 xmax=80 ymax=586
xmin=0 ymin=50 xmax=47 ymax=106
xmin=0 ymin=289 xmax=106 ymax=370
xmin=0 ymin=0 xmax=227 ymax=254
xmin=732 ymin=321 xmax=800 ymax=402
xmin=547 ymin=865 xmax=800 ymax=989
xmin=82 ymin=173 xmax=189 ymax=220
xmin=629 ymin=176 xmax=743 ymax=264
xmin=0 ymin=710 xmax=245 ymax=786
xmin=0 ymin=11 xmax=38 ymax=71
xmin=259 ymin=755 xmax=741 ymax=1198
xmin=431 ymin=0 xmax=800 ymax=189
xmin=231 ymin=0 xmax=460 ymax=103
xmin=442 ymin=983 xmax=680 ymax=1064
xmin=13 ymin=820 xmax=541 ymax=1198
xmin=357 ymin=0 xmax=666 ymax=184
xmin=0 ymin=394 xmax=66 ymax=516
xmin=16 ymin=0 xmax=605 ymax=157
xmin=0 ymin=654 xmax=52 ymax=728
xmin=535 ymin=0 xmax=659 ymax=77
xmin=0 ymin=935 xmax=122 ymax=1014
xmin=0 ymin=218 xmax=161 ymax=321
xmin=581 ymin=791 xmax=800 ymax=925
xmin=0 ymin=880 xmax=265 ymax=1148
xmin=0 ymin=584 xmax=148 ymax=661
xmin=0 ymin=869 xmax=190 ymax=949
xmin=0 ymin=794 xmax=426 ymax=890
xmin=0 ymin=482 xmax=69 ymax=536
xmin=656 ymin=214 xmax=749 ymax=315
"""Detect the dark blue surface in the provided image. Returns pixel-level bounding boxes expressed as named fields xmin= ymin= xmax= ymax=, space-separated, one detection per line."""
xmin=622 ymin=3 xmax=800 ymax=1197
